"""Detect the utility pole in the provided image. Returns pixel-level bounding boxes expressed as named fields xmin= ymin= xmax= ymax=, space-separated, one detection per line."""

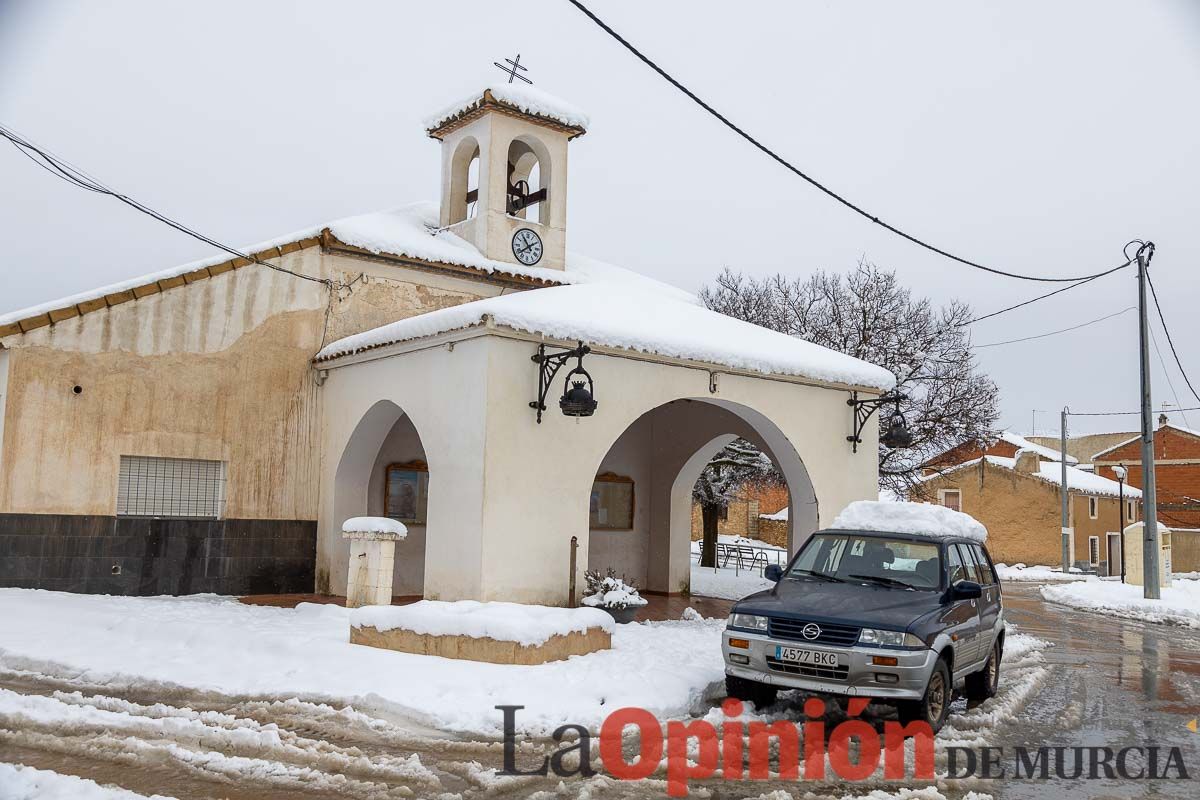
xmin=1135 ymin=242 xmax=1161 ymax=599
xmin=1061 ymin=407 xmax=1071 ymax=573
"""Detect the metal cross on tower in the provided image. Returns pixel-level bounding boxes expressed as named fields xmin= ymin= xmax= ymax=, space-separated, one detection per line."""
xmin=493 ymin=54 xmax=532 ymax=85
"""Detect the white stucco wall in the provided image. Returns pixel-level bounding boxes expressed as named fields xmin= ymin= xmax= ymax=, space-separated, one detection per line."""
xmin=317 ymin=328 xmax=881 ymax=605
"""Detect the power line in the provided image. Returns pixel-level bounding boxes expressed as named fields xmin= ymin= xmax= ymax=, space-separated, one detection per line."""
xmin=1066 ymin=406 xmax=1200 ymax=417
xmin=0 ymin=123 xmax=339 ymax=290
xmin=1148 ymin=320 xmax=1192 ymax=429
xmin=961 ymin=273 xmax=1115 ymax=327
xmin=1145 ymin=270 xmax=1200 ymax=404
xmin=565 ymin=0 xmax=1135 ymax=285
xmin=972 ymin=306 xmax=1135 ymax=349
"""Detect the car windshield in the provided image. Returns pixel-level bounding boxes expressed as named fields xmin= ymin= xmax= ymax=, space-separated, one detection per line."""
xmin=785 ymin=533 xmax=941 ymax=590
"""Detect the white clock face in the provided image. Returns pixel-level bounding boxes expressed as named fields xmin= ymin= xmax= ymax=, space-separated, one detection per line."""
xmin=512 ymin=228 xmax=543 ymax=266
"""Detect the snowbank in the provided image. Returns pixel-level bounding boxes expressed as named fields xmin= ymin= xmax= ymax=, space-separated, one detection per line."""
xmin=580 ymin=575 xmax=647 ymax=609
xmin=340 ymin=516 xmax=407 ymax=537
xmin=994 ymin=563 xmax=1091 ymax=583
xmin=349 ymin=600 xmax=613 ymax=646
xmin=690 ymin=562 xmax=776 ymax=600
xmin=830 ymin=500 xmax=987 ymax=542
xmin=424 ymin=83 xmax=590 ymax=132
xmin=0 ymin=762 xmax=174 ymax=799
xmin=0 ymin=589 xmax=723 ymax=737
xmin=316 ymin=282 xmax=896 ymax=390
xmin=1041 ymin=578 xmax=1200 ymax=627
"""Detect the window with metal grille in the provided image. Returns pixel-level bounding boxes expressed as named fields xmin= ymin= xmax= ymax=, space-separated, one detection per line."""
xmin=117 ymin=455 xmax=226 ymax=518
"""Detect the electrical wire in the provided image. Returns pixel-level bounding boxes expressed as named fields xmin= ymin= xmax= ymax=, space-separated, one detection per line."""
xmin=564 ymin=0 xmax=1135 ymax=284
xmin=1066 ymin=406 xmax=1200 ymax=417
xmin=1145 ymin=268 xmax=1200 ymax=404
xmin=0 ymin=123 xmax=340 ymax=290
xmin=1148 ymin=321 xmax=1192 ymax=429
xmin=960 ymin=273 xmax=1119 ymax=327
xmin=971 ymin=306 xmax=1135 ymax=349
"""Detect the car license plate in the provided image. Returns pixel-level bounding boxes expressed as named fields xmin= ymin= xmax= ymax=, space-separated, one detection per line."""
xmin=775 ymin=646 xmax=840 ymax=667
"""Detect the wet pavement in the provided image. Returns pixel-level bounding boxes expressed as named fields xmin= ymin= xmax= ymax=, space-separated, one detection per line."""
xmin=1 ymin=583 xmax=1197 ymax=799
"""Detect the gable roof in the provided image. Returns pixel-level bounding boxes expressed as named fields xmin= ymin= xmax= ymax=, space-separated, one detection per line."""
xmin=315 ymin=282 xmax=898 ymax=391
xmin=0 ymin=202 xmax=694 ymax=340
xmin=1091 ymin=423 xmax=1200 ymax=461
xmin=424 ymin=85 xmax=589 ymax=140
xmin=929 ymin=454 xmax=1141 ymax=499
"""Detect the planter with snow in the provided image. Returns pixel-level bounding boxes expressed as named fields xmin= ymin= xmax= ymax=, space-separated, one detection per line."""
xmin=342 ymin=517 xmax=407 ymax=609
xmin=580 ymin=569 xmax=648 ymax=624
xmin=349 ymin=600 xmax=614 ymax=664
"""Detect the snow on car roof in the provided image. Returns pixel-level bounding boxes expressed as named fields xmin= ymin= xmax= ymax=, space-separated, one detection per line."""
xmin=830 ymin=500 xmax=988 ymax=543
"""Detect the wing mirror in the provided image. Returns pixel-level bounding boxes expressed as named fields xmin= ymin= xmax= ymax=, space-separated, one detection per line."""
xmin=764 ymin=564 xmax=784 ymax=582
xmin=952 ymin=580 xmax=982 ymax=600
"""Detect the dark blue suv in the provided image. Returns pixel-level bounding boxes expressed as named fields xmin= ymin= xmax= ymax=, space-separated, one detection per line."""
xmin=723 ymin=528 xmax=1003 ymax=732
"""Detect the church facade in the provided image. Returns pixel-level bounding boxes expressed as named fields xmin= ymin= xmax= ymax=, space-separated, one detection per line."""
xmin=0 ymin=85 xmax=893 ymax=603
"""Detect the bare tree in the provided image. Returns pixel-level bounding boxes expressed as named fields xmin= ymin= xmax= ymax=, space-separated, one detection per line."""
xmin=693 ymin=439 xmax=782 ymax=567
xmin=700 ymin=261 xmax=998 ymax=498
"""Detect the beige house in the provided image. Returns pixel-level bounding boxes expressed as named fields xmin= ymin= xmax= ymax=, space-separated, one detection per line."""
xmin=0 ymin=84 xmax=893 ymax=604
xmin=922 ymin=449 xmax=1140 ymax=573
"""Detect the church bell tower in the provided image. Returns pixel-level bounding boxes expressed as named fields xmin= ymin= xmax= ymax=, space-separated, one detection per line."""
xmin=426 ymin=87 xmax=587 ymax=271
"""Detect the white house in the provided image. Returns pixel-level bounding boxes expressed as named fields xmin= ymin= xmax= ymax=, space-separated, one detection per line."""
xmin=0 ymin=84 xmax=894 ymax=604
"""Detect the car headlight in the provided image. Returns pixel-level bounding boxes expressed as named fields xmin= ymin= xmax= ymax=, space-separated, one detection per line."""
xmin=728 ymin=613 xmax=769 ymax=632
xmin=858 ymin=628 xmax=924 ymax=648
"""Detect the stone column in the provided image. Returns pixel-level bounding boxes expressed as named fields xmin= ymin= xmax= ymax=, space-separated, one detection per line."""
xmin=342 ymin=518 xmax=408 ymax=608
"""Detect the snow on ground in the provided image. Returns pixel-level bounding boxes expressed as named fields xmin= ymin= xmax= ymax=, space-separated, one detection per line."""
xmin=690 ymin=561 xmax=775 ymax=601
xmin=994 ymin=563 xmax=1091 ymax=582
xmin=0 ymin=589 xmax=725 ymax=738
xmin=0 ymin=762 xmax=175 ymax=799
xmin=351 ymin=599 xmax=614 ymax=644
xmin=831 ymin=501 xmax=988 ymax=543
xmin=1041 ymin=577 xmax=1200 ymax=627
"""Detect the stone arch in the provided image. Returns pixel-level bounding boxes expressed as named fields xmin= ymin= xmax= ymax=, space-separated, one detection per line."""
xmin=583 ymin=397 xmax=817 ymax=598
xmin=330 ymin=398 xmax=431 ymax=597
xmin=506 ymin=134 xmax=553 ymax=225
xmin=448 ymin=135 xmax=481 ymax=225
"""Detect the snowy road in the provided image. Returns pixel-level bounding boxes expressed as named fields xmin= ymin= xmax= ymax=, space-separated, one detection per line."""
xmin=1 ymin=584 xmax=1198 ymax=799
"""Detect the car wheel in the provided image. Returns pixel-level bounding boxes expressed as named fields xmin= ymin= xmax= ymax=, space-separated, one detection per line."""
xmin=897 ymin=657 xmax=952 ymax=733
xmin=965 ymin=639 xmax=1002 ymax=702
xmin=725 ymin=674 xmax=778 ymax=710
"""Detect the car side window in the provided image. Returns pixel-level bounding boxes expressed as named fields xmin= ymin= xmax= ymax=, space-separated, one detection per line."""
xmin=946 ymin=543 xmax=971 ymax=585
xmin=961 ymin=544 xmax=988 ymax=584
xmin=969 ymin=544 xmax=998 ymax=586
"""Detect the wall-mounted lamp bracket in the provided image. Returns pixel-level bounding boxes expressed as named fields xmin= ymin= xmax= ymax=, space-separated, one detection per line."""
xmin=530 ymin=342 xmax=592 ymax=424
xmin=847 ymin=391 xmax=908 ymax=453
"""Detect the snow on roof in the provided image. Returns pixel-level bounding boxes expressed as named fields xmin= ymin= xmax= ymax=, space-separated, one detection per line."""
xmin=0 ymin=202 xmax=695 ymax=332
xmin=830 ymin=500 xmax=988 ymax=543
xmin=999 ymin=431 xmax=1077 ymax=464
xmin=1091 ymin=423 xmax=1200 ymax=461
xmin=315 ymin=282 xmax=897 ymax=390
xmin=760 ymin=507 xmax=789 ymax=521
xmin=935 ymin=455 xmax=1142 ymax=499
xmin=424 ymin=84 xmax=590 ymax=134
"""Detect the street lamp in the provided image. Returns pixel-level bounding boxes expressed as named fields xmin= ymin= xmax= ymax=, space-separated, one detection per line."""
xmin=529 ymin=342 xmax=598 ymax=424
xmin=1114 ymin=463 xmax=1128 ymax=583
xmin=847 ymin=392 xmax=912 ymax=452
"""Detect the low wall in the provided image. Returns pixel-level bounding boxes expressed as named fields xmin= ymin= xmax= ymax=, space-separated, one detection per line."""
xmin=350 ymin=624 xmax=612 ymax=664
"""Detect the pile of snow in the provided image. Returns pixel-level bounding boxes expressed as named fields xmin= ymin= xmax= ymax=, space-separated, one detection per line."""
xmin=350 ymin=599 xmax=612 ymax=646
xmin=998 ymin=431 xmax=1077 ymax=464
xmin=760 ymin=507 xmax=789 ymax=521
xmin=424 ymin=83 xmax=590 ymax=132
xmin=994 ymin=563 xmax=1092 ymax=583
xmin=0 ymin=762 xmax=174 ymax=799
xmin=315 ymin=282 xmax=896 ymax=390
xmin=1041 ymin=578 xmax=1200 ymax=627
xmin=580 ymin=574 xmax=647 ymax=609
xmin=830 ymin=500 xmax=988 ymax=543
xmin=0 ymin=589 xmax=724 ymax=736
xmin=340 ymin=516 xmax=407 ymax=537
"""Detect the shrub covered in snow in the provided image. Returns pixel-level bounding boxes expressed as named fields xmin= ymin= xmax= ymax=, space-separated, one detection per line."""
xmin=581 ymin=569 xmax=648 ymax=610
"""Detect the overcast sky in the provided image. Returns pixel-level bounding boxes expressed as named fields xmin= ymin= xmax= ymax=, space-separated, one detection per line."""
xmin=3 ymin=1 xmax=1198 ymax=439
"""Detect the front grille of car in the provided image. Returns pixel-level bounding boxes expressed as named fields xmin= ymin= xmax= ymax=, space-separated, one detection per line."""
xmin=766 ymin=656 xmax=850 ymax=682
xmin=767 ymin=617 xmax=861 ymax=646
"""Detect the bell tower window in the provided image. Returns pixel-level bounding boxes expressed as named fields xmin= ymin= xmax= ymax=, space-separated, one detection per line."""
xmin=506 ymin=137 xmax=548 ymax=225
xmin=448 ymin=137 xmax=480 ymax=226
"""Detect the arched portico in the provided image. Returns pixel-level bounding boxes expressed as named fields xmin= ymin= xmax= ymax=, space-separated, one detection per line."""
xmin=584 ymin=398 xmax=818 ymax=597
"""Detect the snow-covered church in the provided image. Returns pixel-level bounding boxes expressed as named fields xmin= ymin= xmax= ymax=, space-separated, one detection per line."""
xmin=0 ymin=85 xmax=893 ymax=603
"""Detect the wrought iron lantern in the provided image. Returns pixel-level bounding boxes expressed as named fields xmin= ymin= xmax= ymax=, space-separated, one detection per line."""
xmin=530 ymin=342 xmax=598 ymax=423
xmin=847 ymin=391 xmax=911 ymax=452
